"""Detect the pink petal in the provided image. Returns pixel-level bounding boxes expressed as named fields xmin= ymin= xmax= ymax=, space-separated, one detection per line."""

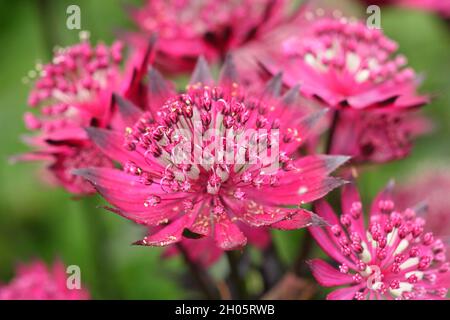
xmin=113 ymin=93 xmax=143 ymax=126
xmin=214 ymin=213 xmax=247 ymax=250
xmin=271 ymin=209 xmax=325 ymax=230
xmin=394 ymin=94 xmax=429 ymax=109
xmin=170 ymin=238 xmax=224 ymax=267
xmin=10 ymin=152 xmax=54 ymax=163
xmin=136 ymin=212 xmax=197 ymax=247
xmin=43 ymin=126 xmax=87 ymax=142
xmin=309 ymin=201 xmax=356 ymax=267
xmin=247 ymin=155 xmax=349 ymax=207
xmin=188 ymin=202 xmax=213 ymax=236
xmin=314 ymin=200 xmax=340 ymax=225
xmin=222 ymin=198 xmax=289 ymax=227
xmin=341 ymin=183 xmax=366 ymax=236
xmin=327 ymin=285 xmax=361 ymax=300
xmin=308 ymin=259 xmax=354 ymax=287
xmin=73 ymin=167 xmax=189 ymax=225
xmin=240 ymin=224 xmax=271 ymax=249
xmin=85 ymin=127 xmax=152 ymax=170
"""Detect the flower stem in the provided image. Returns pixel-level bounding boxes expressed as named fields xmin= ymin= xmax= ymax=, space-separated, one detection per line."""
xmin=226 ymin=250 xmax=248 ymax=299
xmin=325 ymin=110 xmax=340 ymax=154
xmin=36 ymin=0 xmax=59 ymax=59
xmin=261 ymin=241 xmax=285 ymax=291
xmin=176 ymin=243 xmax=220 ymax=299
xmin=293 ymin=231 xmax=314 ymax=276
xmin=80 ymin=196 xmax=117 ymax=299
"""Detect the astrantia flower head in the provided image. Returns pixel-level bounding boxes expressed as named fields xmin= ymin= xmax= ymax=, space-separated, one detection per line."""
xmin=0 ymin=260 xmax=89 ymax=300
xmin=75 ymin=56 xmax=348 ymax=250
xmin=128 ymin=0 xmax=297 ymax=74
xmin=395 ymin=167 xmax=450 ymax=238
xmin=267 ymin=16 xmax=428 ymax=109
xmin=309 ymin=182 xmax=449 ymax=300
xmin=18 ymin=37 xmax=151 ymax=194
xmin=329 ymin=108 xmax=430 ymax=163
xmin=264 ymin=16 xmax=429 ymax=163
xmin=27 ymin=38 xmax=123 ymax=110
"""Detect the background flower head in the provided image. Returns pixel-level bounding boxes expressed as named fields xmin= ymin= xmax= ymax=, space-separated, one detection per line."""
xmin=263 ymin=16 xmax=430 ymax=163
xmin=15 ymin=38 xmax=151 ymax=195
xmin=127 ymin=0 xmax=302 ymax=75
xmin=0 ymin=260 xmax=89 ymax=300
xmin=395 ymin=166 xmax=450 ymax=238
xmin=309 ymin=182 xmax=449 ymax=300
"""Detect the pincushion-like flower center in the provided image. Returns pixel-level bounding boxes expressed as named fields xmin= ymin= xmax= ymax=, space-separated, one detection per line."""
xmin=24 ymin=40 xmax=124 ymax=137
xmin=123 ymin=84 xmax=300 ymax=208
xmin=284 ymin=19 xmax=415 ymax=91
xmin=333 ymin=200 xmax=448 ymax=300
xmin=28 ymin=41 xmax=123 ymax=108
xmin=138 ymin=0 xmax=275 ymax=41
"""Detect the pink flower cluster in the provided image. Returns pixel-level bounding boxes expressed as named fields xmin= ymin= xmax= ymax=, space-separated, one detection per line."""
xmin=394 ymin=167 xmax=450 ymax=237
xmin=264 ymin=17 xmax=429 ymax=163
xmin=17 ymin=37 xmax=154 ymax=194
xmin=13 ymin=1 xmax=449 ymax=300
xmin=128 ymin=0 xmax=298 ymax=74
xmin=0 ymin=260 xmax=89 ymax=300
xmin=309 ymin=183 xmax=449 ymax=300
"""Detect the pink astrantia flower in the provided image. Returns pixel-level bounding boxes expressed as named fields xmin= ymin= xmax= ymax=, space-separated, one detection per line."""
xmin=329 ymin=108 xmax=431 ymax=163
xmin=163 ymin=225 xmax=271 ymax=267
xmin=308 ymin=183 xmax=449 ymax=300
xmin=0 ymin=260 xmax=89 ymax=300
xmin=263 ymin=17 xmax=429 ymax=162
xmin=395 ymin=167 xmax=450 ymax=238
xmin=17 ymin=39 xmax=151 ymax=194
xmin=74 ymin=56 xmax=349 ymax=250
xmin=128 ymin=0 xmax=300 ymax=75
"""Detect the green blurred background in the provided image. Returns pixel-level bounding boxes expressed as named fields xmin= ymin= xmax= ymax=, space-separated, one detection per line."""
xmin=0 ymin=0 xmax=449 ymax=299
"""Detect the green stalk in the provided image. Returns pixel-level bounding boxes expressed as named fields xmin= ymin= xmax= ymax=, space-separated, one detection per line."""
xmin=226 ymin=250 xmax=248 ymax=299
xmin=79 ymin=196 xmax=118 ymax=299
xmin=36 ymin=0 xmax=59 ymax=59
xmin=177 ymin=243 xmax=220 ymax=299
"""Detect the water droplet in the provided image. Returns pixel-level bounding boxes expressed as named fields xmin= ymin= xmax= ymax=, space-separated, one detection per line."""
xmin=144 ymin=195 xmax=161 ymax=207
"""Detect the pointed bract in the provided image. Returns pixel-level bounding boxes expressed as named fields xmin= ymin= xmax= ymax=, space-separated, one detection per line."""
xmin=281 ymin=84 xmax=301 ymax=106
xmin=190 ymin=56 xmax=213 ymax=85
xmin=113 ymin=93 xmax=143 ymax=126
xmin=219 ymin=54 xmax=238 ymax=85
xmin=262 ymin=72 xmax=283 ymax=98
